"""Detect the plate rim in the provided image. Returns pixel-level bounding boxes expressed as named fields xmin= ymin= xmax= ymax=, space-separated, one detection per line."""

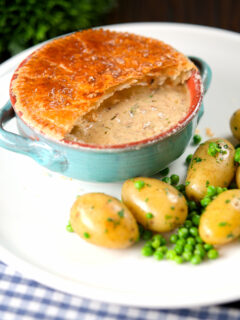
xmin=1 ymin=244 xmax=240 ymax=309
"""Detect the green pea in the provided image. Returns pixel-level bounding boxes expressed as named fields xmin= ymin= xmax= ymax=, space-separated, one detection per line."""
xmin=195 ymin=235 xmax=203 ymax=244
xmin=217 ymin=187 xmax=226 ymax=194
xmin=189 ymin=210 xmax=198 ymax=217
xmin=152 ymin=234 xmax=161 ymax=242
xmin=174 ymin=245 xmax=184 ymax=255
xmin=156 ymin=246 xmax=168 ymax=254
xmin=184 ymin=220 xmax=192 ymax=228
xmin=66 ymin=222 xmax=74 ymax=232
xmin=182 ymin=251 xmax=192 ymax=261
xmin=152 ymin=234 xmax=166 ymax=245
xmin=192 ymin=214 xmax=200 ymax=226
xmin=208 ymin=249 xmax=219 ymax=259
xmin=151 ymin=239 xmax=161 ymax=249
xmin=188 ymin=200 xmax=197 ymax=211
xmin=144 ymin=240 xmax=153 ymax=247
xmin=176 ymin=184 xmax=185 ymax=192
xmin=154 ymin=251 xmax=164 ymax=261
xmin=170 ymin=174 xmax=179 ymax=186
xmin=216 ymin=187 xmax=223 ymax=194
xmin=216 ymin=186 xmax=227 ymax=195
xmin=189 ymin=227 xmax=199 ymax=237
xmin=194 ymin=247 xmax=206 ymax=258
xmin=159 ymin=167 xmax=170 ymax=176
xmin=204 ymin=244 xmax=214 ymax=251
xmin=174 ymin=256 xmax=184 ymax=264
xmin=162 ymin=177 xmax=171 ymax=184
xmin=191 ymin=255 xmax=202 ymax=265
xmin=187 ymin=237 xmax=196 ymax=246
xmin=200 ymin=197 xmax=211 ymax=207
xmin=178 ymin=227 xmax=189 ymax=238
xmin=166 ymin=250 xmax=176 ymax=260
xmin=186 ymin=154 xmax=193 ymax=165
xmin=176 ymin=239 xmax=186 ymax=246
xmin=234 ymin=148 xmax=240 ymax=163
xmin=151 ymin=234 xmax=165 ymax=248
xmin=184 ymin=244 xmax=194 ymax=252
xmin=193 ymin=134 xmax=202 ymax=145
xmin=170 ymin=234 xmax=178 ymax=244
xmin=207 ymin=186 xmax=217 ymax=197
xmin=141 ymin=246 xmax=154 ymax=257
xmin=195 ymin=244 xmax=204 ymax=250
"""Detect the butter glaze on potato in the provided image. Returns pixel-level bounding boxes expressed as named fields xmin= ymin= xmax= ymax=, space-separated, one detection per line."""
xmin=185 ymin=138 xmax=235 ymax=202
xmin=122 ymin=177 xmax=188 ymax=233
xmin=199 ymin=190 xmax=240 ymax=245
xmin=70 ymin=193 xmax=139 ymax=249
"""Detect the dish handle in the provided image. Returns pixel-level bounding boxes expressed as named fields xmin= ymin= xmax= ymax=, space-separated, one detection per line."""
xmin=188 ymin=56 xmax=212 ymax=123
xmin=0 ymin=100 xmax=68 ymax=173
xmin=189 ymin=56 xmax=212 ymax=94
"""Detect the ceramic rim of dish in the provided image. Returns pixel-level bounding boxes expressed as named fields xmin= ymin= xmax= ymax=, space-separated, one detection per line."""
xmin=10 ymin=51 xmax=203 ymax=151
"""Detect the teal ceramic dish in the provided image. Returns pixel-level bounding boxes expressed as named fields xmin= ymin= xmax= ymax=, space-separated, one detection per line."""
xmin=0 ymin=56 xmax=211 ymax=182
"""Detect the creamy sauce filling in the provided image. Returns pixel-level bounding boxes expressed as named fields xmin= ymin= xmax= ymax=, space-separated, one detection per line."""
xmin=67 ymin=83 xmax=191 ymax=145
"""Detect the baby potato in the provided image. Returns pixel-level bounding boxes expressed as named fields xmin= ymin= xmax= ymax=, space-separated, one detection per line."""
xmin=185 ymin=138 xmax=235 ymax=202
xmin=121 ymin=177 xmax=188 ymax=233
xmin=70 ymin=193 xmax=139 ymax=249
xmin=236 ymin=166 xmax=240 ymax=188
xmin=230 ymin=109 xmax=240 ymax=140
xmin=199 ymin=189 xmax=240 ymax=245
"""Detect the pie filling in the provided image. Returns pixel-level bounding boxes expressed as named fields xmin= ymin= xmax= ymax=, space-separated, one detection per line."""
xmin=66 ymin=81 xmax=191 ymax=146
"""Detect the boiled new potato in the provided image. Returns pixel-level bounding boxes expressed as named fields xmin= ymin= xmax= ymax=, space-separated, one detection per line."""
xmin=230 ymin=109 xmax=240 ymax=140
xmin=236 ymin=166 xmax=240 ymax=188
xmin=185 ymin=138 xmax=235 ymax=202
xmin=121 ymin=177 xmax=188 ymax=233
xmin=199 ymin=189 xmax=240 ymax=245
xmin=70 ymin=193 xmax=139 ymax=249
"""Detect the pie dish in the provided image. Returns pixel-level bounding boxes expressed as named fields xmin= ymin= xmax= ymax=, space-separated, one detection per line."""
xmin=0 ymin=29 xmax=211 ymax=181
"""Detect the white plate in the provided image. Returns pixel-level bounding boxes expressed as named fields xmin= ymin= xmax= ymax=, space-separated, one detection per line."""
xmin=0 ymin=23 xmax=240 ymax=309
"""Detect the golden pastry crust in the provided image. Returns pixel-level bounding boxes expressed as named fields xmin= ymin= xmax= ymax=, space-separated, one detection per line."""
xmin=10 ymin=29 xmax=196 ymax=140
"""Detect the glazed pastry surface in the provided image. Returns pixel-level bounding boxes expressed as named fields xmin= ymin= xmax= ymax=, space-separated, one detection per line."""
xmin=10 ymin=29 xmax=195 ymax=140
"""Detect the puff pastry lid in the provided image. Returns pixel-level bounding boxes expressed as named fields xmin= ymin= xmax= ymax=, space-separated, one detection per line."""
xmin=10 ymin=29 xmax=196 ymax=140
